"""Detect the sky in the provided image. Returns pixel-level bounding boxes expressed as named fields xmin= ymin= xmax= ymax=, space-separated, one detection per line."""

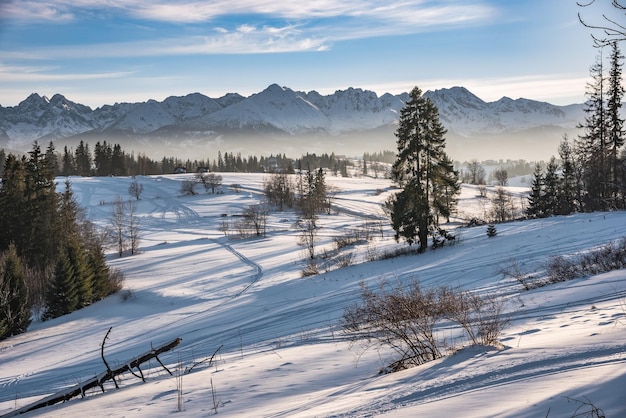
xmin=0 ymin=0 xmax=618 ymax=109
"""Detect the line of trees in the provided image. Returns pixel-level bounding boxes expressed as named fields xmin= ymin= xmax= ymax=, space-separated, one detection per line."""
xmin=1 ymin=141 xmax=366 ymax=179
xmin=527 ymin=41 xmax=626 ymax=216
xmin=0 ymin=143 xmax=122 ymax=340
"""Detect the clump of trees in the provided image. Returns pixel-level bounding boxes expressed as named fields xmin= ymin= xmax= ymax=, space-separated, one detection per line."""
xmin=527 ymin=40 xmax=626 ymax=216
xmin=386 ymin=86 xmax=460 ymax=252
xmin=0 ymin=143 xmax=122 ymax=340
xmin=343 ymin=279 xmax=508 ymax=373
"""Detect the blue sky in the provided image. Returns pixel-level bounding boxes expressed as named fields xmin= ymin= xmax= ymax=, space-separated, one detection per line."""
xmin=0 ymin=0 xmax=614 ymax=108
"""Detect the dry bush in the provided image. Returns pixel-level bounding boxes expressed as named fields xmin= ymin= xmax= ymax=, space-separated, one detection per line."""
xmin=343 ymin=279 xmax=509 ymax=372
xmin=108 ymin=268 xmax=125 ymax=294
xmin=545 ymin=238 xmax=626 ymax=284
xmin=343 ymin=280 xmax=444 ymax=372
xmin=497 ymin=257 xmax=538 ymax=291
xmin=301 ymin=259 xmax=319 ymax=277
xmin=440 ymin=287 xmax=508 ymax=346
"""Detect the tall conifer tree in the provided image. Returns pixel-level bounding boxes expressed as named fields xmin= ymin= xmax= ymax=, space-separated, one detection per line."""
xmin=0 ymin=244 xmax=31 ymax=340
xmin=388 ymin=86 xmax=459 ymax=252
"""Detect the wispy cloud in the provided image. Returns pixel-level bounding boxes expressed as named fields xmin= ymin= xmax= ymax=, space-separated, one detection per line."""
xmin=0 ymin=64 xmax=135 ymax=82
xmin=1 ymin=2 xmax=497 ymax=59
xmin=1 ymin=23 xmax=328 ymax=59
xmin=1 ymin=1 xmax=75 ymax=22
xmin=2 ymin=0 xmax=497 ymax=28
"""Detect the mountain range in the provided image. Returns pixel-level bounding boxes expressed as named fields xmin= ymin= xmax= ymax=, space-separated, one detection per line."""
xmin=0 ymin=84 xmax=585 ymax=161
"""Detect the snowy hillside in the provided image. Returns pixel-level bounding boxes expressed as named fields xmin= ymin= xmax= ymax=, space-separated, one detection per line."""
xmin=0 ymin=85 xmax=583 ymax=161
xmin=0 ymin=173 xmax=625 ymax=417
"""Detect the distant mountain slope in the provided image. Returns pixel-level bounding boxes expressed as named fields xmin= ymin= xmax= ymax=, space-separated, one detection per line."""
xmin=0 ymin=85 xmax=584 ymax=161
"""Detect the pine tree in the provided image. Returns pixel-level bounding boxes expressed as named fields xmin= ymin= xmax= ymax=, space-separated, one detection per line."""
xmin=111 ymin=143 xmax=126 ymax=176
xmin=557 ymin=136 xmax=579 ymax=214
xmin=74 ymin=140 xmax=92 ymax=176
xmin=527 ymin=164 xmax=545 ymax=218
xmin=0 ymin=149 xmax=5 ymax=177
xmin=0 ymin=244 xmax=31 ymax=340
xmin=60 ymin=145 xmax=76 ymax=176
xmin=577 ymin=51 xmax=609 ymax=211
xmin=607 ymin=41 xmax=625 ymax=207
xmin=24 ymin=142 xmax=60 ymax=270
xmin=0 ymin=154 xmax=28 ymax=254
xmin=44 ymin=141 xmax=59 ymax=177
xmin=388 ymin=86 xmax=459 ymax=252
xmin=88 ymin=246 xmax=111 ymax=301
xmin=486 ymin=224 xmax=497 ymax=238
xmin=65 ymin=237 xmax=93 ymax=307
xmin=94 ymin=141 xmax=112 ymax=176
xmin=44 ymin=249 xmax=78 ymax=320
xmin=543 ymin=157 xmax=560 ymax=216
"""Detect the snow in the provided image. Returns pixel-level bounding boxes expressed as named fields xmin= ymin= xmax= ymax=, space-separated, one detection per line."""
xmin=1 ymin=173 xmax=625 ymax=417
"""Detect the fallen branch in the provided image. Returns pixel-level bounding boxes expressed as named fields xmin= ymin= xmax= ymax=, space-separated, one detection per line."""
xmin=186 ymin=344 xmax=223 ymax=374
xmin=2 ymin=335 xmax=182 ymax=417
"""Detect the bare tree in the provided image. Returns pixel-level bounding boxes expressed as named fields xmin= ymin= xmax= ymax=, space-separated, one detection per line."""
xmin=110 ymin=196 xmax=125 ymax=257
xmin=578 ymin=0 xmax=626 ymax=45
xmin=263 ymin=172 xmax=294 ymax=210
xmin=244 ymin=204 xmax=268 ymax=237
xmin=127 ymin=199 xmax=141 ymax=255
xmin=109 ymin=196 xmax=140 ymax=257
xmin=180 ymin=178 xmax=198 ymax=195
xmin=490 ymin=187 xmax=514 ymax=223
xmin=297 ymin=219 xmax=317 ymax=259
xmin=128 ymin=178 xmax=144 ymax=200
xmin=197 ymin=173 xmax=223 ymax=194
xmin=466 ymin=160 xmax=486 ymax=185
xmin=494 ymin=168 xmax=508 ymax=186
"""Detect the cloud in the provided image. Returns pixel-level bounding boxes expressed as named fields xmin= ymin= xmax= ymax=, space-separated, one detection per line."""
xmin=1 ymin=1 xmax=74 ymax=22
xmin=1 ymin=23 xmax=328 ymax=59
xmin=0 ymin=64 xmax=135 ymax=82
xmin=2 ymin=0 xmax=497 ymax=29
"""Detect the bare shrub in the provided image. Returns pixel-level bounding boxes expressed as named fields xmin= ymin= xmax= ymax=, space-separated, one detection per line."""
xmin=343 ymin=279 xmax=508 ymax=372
xmin=343 ymin=280 xmax=445 ymax=372
xmin=108 ymin=268 xmax=125 ymax=294
xmin=234 ymin=217 xmax=252 ymax=239
xmin=335 ymin=252 xmax=355 ymax=268
xmin=180 ymin=178 xmax=198 ymax=195
xmin=440 ymin=288 xmax=508 ymax=346
xmin=301 ymin=259 xmax=319 ymax=277
xmin=545 ymin=238 xmax=626 ymax=284
xmin=497 ymin=257 xmax=537 ymax=291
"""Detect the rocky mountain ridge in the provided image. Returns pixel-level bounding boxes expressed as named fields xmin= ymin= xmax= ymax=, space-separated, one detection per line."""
xmin=0 ymin=84 xmax=585 ymax=161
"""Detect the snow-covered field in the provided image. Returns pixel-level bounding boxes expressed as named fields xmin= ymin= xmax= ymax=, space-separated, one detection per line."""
xmin=1 ymin=173 xmax=625 ymax=417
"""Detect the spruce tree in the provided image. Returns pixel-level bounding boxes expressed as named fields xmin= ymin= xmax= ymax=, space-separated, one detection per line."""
xmin=388 ymin=86 xmax=459 ymax=252
xmin=0 ymin=155 xmax=27 ymax=254
xmin=45 ymin=249 xmax=78 ymax=320
xmin=0 ymin=244 xmax=31 ymax=340
xmin=88 ymin=246 xmax=111 ymax=301
xmin=24 ymin=142 xmax=60 ymax=270
xmin=557 ymin=136 xmax=579 ymax=215
xmin=577 ymin=51 xmax=609 ymax=211
xmin=60 ymin=145 xmax=76 ymax=176
xmin=74 ymin=140 xmax=92 ymax=176
xmin=527 ymin=164 xmax=545 ymax=218
xmin=65 ymin=237 xmax=93 ymax=308
xmin=543 ymin=157 xmax=560 ymax=216
xmin=607 ymin=41 xmax=625 ymax=207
